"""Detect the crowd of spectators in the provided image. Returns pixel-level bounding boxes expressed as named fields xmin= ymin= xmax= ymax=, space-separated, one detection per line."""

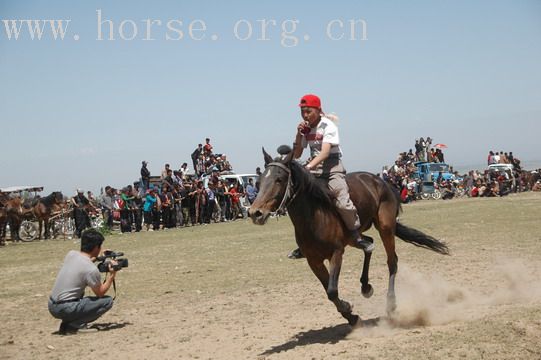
xmin=74 ymin=138 xmax=259 ymax=235
xmin=381 ymin=138 xmax=539 ymax=203
xmin=69 ymin=136 xmax=539 ymax=235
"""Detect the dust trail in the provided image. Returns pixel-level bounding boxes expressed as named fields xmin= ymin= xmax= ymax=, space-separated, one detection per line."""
xmin=348 ymin=258 xmax=541 ymax=338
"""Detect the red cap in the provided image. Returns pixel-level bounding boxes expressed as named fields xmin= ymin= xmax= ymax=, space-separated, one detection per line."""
xmin=298 ymin=94 xmax=321 ymax=109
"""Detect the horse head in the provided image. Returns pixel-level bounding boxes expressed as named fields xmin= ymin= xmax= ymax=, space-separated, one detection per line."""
xmin=6 ymin=196 xmax=24 ymax=216
xmin=248 ymin=145 xmax=295 ymax=225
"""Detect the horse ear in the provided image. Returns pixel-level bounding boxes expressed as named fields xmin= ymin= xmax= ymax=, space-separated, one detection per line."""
xmin=262 ymin=147 xmax=273 ymax=166
xmin=283 ymin=148 xmax=295 ymax=165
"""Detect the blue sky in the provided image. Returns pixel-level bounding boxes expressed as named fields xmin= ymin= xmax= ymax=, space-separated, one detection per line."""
xmin=1 ymin=1 xmax=540 ymax=194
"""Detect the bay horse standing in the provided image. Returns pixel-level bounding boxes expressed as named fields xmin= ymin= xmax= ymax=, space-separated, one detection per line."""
xmin=249 ymin=147 xmax=449 ymax=326
xmin=32 ymin=191 xmax=64 ymax=240
xmin=0 ymin=196 xmax=24 ymax=242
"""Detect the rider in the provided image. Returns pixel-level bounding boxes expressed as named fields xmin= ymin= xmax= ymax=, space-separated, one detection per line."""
xmin=288 ymin=94 xmax=374 ymax=259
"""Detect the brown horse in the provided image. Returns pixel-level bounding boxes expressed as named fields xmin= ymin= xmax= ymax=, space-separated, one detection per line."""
xmin=0 ymin=196 xmax=24 ymax=242
xmin=248 ymin=147 xmax=449 ymax=326
xmin=32 ymin=191 xmax=64 ymax=240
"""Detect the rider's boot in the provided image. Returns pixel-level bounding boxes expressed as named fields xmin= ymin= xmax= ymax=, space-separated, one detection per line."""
xmin=351 ymin=230 xmax=375 ymax=253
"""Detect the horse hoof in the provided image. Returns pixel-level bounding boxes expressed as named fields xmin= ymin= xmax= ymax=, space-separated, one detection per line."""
xmin=347 ymin=314 xmax=360 ymax=326
xmin=361 ymin=284 xmax=374 ymax=298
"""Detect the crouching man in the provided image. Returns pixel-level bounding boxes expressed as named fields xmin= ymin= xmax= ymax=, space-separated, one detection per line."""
xmin=48 ymin=229 xmax=117 ymax=334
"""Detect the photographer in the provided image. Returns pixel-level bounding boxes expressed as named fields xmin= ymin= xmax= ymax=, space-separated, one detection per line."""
xmin=48 ymin=229 xmax=117 ymax=334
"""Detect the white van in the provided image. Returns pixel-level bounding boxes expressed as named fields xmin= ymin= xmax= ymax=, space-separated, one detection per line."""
xmin=219 ymin=173 xmax=259 ymax=210
xmin=203 ymin=173 xmax=259 ymax=212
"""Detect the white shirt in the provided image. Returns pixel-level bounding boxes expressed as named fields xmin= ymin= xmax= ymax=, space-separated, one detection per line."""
xmin=301 ymin=116 xmax=342 ymax=158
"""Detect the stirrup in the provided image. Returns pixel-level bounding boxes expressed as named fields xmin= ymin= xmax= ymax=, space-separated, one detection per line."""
xmin=353 ymin=234 xmax=375 ymax=253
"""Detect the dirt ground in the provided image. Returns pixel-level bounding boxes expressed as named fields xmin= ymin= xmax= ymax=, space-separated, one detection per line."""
xmin=1 ymin=192 xmax=540 ymax=359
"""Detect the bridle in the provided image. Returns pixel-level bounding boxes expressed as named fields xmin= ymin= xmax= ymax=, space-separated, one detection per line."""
xmin=266 ymin=162 xmax=298 ymax=216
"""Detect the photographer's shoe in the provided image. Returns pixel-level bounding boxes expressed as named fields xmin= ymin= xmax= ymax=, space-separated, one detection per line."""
xmin=76 ymin=324 xmax=98 ymax=334
xmin=58 ymin=322 xmax=97 ymax=335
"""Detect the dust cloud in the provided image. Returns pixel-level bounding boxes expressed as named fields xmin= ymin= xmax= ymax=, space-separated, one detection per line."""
xmin=349 ymin=258 xmax=541 ymax=338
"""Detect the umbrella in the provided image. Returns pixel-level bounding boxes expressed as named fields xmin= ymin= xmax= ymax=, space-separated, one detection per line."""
xmin=434 ymin=143 xmax=448 ymax=149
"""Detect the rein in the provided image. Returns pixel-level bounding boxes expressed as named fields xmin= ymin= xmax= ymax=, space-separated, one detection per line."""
xmin=267 ymin=162 xmax=298 ymax=216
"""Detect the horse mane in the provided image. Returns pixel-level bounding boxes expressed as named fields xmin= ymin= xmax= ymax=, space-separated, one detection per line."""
xmin=289 ymin=160 xmax=337 ymax=209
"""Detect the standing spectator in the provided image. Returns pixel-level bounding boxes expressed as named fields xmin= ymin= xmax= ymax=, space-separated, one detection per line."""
xmin=87 ymin=191 xmax=96 ymax=204
xmin=191 ymin=144 xmax=203 ymax=176
xmin=435 ymin=148 xmax=444 ymax=163
xmin=71 ymin=189 xmax=91 ymax=238
xmin=195 ymin=181 xmax=207 ymax=224
xmin=203 ymin=138 xmax=213 ymax=156
xmin=181 ymin=182 xmax=195 ymax=226
xmin=245 ymin=178 xmax=258 ymax=204
xmin=430 ymin=148 xmax=438 ymax=163
xmin=425 ymin=136 xmax=433 ymax=162
xmin=180 ymin=163 xmax=190 ymax=178
xmin=418 ymin=137 xmax=426 ymax=161
xmin=161 ymin=164 xmax=171 ymax=180
xmin=163 ymin=169 xmax=174 ymax=188
xmin=256 ymin=167 xmax=262 ymax=177
xmin=221 ymin=154 xmax=232 ymax=172
xmin=214 ymin=180 xmax=226 ymax=222
xmin=100 ymin=186 xmax=114 ymax=229
xmin=159 ymin=185 xmax=172 ymax=229
xmin=172 ymin=187 xmax=183 ymax=227
xmin=414 ymin=139 xmax=422 ymax=161
xmin=172 ymin=171 xmax=183 ymax=187
xmin=204 ymin=183 xmax=217 ymax=223
xmin=119 ymin=187 xmax=133 ymax=233
xmin=500 ymin=152 xmax=508 ymax=164
xmin=229 ymin=182 xmax=244 ymax=220
xmin=131 ymin=184 xmax=143 ymax=232
xmin=143 ymin=188 xmax=157 ymax=231
xmin=487 ymin=151 xmax=495 ymax=165
xmin=140 ymin=161 xmax=150 ymax=190
xmin=196 ymin=154 xmax=206 ymax=177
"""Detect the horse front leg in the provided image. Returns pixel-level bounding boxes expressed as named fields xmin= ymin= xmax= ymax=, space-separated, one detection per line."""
xmin=44 ymin=219 xmax=50 ymax=239
xmin=360 ymin=250 xmax=374 ymax=298
xmin=38 ymin=220 xmax=42 ymax=240
xmin=307 ymin=251 xmax=359 ymax=326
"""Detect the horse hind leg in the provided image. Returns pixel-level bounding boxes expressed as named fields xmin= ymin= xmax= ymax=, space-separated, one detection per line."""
xmin=379 ymin=226 xmax=398 ymax=315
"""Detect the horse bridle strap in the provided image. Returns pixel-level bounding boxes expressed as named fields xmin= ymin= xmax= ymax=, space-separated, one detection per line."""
xmin=267 ymin=162 xmax=297 ymax=216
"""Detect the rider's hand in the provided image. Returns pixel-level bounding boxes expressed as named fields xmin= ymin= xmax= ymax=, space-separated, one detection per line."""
xmin=297 ymin=121 xmax=310 ymax=135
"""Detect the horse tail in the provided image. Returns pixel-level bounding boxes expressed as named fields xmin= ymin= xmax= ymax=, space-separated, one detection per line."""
xmin=395 ymin=222 xmax=449 ymax=255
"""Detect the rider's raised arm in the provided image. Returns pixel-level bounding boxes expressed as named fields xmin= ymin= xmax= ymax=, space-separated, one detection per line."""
xmin=293 ymin=127 xmax=305 ymax=159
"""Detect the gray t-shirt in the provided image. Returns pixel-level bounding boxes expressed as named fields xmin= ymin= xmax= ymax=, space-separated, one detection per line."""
xmin=50 ymin=250 xmax=101 ymax=302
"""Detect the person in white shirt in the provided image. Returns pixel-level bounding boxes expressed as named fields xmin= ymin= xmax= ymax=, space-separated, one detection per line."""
xmin=288 ymin=94 xmax=374 ymax=259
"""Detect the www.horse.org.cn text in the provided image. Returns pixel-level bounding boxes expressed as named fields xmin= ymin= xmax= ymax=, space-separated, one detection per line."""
xmin=1 ymin=9 xmax=368 ymax=48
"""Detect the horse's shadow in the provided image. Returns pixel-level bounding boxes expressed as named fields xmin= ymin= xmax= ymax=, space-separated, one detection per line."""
xmin=259 ymin=317 xmax=381 ymax=356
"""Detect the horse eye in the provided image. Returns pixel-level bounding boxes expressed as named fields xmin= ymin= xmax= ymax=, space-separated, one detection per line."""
xmin=275 ymin=178 xmax=282 ymax=184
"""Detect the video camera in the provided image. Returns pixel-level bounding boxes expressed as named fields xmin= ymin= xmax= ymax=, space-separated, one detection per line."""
xmin=96 ymin=250 xmax=129 ymax=273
